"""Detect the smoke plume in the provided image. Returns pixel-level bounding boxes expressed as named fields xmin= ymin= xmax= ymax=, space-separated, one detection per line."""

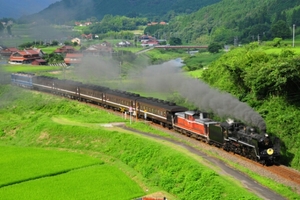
xmin=123 ymin=60 xmax=266 ymax=131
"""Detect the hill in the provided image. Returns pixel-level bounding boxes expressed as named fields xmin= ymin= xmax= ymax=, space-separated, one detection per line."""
xmin=0 ymin=0 xmax=58 ymax=18
xmin=25 ymin=0 xmax=220 ymax=23
xmin=165 ymin=0 xmax=300 ymax=44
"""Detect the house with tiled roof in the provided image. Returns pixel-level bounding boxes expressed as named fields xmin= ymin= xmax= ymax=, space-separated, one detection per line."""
xmin=55 ymin=45 xmax=76 ymax=54
xmin=141 ymin=40 xmax=159 ymax=47
xmin=82 ymin=33 xmax=93 ymax=40
xmin=0 ymin=47 xmax=19 ymax=57
xmin=32 ymin=59 xmax=47 ymax=65
xmin=9 ymin=49 xmax=41 ymax=64
xmin=83 ymin=42 xmax=113 ymax=55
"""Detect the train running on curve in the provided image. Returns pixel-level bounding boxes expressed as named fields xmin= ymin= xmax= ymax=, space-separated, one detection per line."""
xmin=11 ymin=72 xmax=281 ymax=165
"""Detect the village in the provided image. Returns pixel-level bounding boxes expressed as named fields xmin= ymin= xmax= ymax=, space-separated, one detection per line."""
xmin=0 ymin=33 xmax=164 ymax=66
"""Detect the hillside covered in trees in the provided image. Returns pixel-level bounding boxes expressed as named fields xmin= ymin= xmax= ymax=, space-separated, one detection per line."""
xmin=23 ymin=0 xmax=300 ymax=46
xmin=26 ymin=0 xmax=220 ymax=23
xmin=199 ymin=42 xmax=300 ymax=169
xmin=164 ymin=0 xmax=300 ymax=44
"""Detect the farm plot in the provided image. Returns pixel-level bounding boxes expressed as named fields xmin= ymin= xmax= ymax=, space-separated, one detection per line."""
xmin=0 ymin=165 xmax=144 ymax=200
xmin=0 ymin=145 xmax=144 ymax=200
xmin=0 ymin=145 xmax=103 ymax=187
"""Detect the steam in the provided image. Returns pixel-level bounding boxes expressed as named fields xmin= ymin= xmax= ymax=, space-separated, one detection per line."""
xmin=74 ymin=57 xmax=266 ymax=130
xmin=123 ymin=60 xmax=266 ymax=131
xmin=74 ymin=55 xmax=120 ymax=85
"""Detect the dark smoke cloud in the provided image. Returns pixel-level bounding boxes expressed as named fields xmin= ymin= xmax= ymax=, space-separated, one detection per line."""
xmin=123 ymin=60 xmax=266 ymax=131
xmin=68 ymin=54 xmax=266 ymax=130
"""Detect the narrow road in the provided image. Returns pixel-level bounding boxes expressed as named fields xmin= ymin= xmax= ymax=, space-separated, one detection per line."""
xmin=135 ymin=47 xmax=154 ymax=54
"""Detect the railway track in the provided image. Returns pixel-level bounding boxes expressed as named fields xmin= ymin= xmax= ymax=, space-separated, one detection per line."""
xmin=268 ymin=165 xmax=300 ymax=185
xmin=149 ymin=121 xmax=300 ymax=191
xmin=66 ymin=99 xmax=300 ymax=194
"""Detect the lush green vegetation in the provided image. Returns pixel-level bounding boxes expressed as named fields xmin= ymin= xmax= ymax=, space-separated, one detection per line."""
xmin=0 ymin=145 xmax=103 ymax=187
xmin=3 ymin=65 xmax=61 ymax=73
xmin=198 ymin=42 xmax=300 ymax=169
xmin=28 ymin=0 xmax=220 ymax=23
xmin=170 ymin=0 xmax=300 ymax=44
xmin=0 ymin=146 xmax=144 ymax=200
xmin=0 ymin=85 xmax=265 ymax=199
xmin=183 ymin=51 xmax=224 ymax=71
xmin=0 ymin=23 xmax=73 ymax=47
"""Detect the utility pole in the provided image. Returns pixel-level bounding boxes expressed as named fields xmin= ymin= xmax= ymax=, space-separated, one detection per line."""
xmin=293 ymin=24 xmax=296 ymax=47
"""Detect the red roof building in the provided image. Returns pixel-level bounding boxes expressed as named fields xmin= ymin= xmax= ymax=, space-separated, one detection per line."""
xmin=82 ymin=33 xmax=93 ymax=40
xmin=9 ymin=49 xmax=41 ymax=64
xmin=55 ymin=46 xmax=76 ymax=54
xmin=0 ymin=47 xmax=19 ymax=57
xmin=32 ymin=59 xmax=47 ymax=65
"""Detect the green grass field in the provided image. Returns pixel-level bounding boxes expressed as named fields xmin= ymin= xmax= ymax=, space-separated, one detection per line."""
xmin=3 ymin=65 xmax=61 ymax=73
xmin=0 ymin=146 xmax=144 ymax=200
xmin=2 ymin=35 xmax=300 ymax=199
xmin=0 ymin=85 xmax=265 ymax=199
xmin=0 ymin=145 xmax=103 ymax=187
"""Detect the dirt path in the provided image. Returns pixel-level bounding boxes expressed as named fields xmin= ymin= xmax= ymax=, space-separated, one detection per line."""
xmin=119 ymin=125 xmax=287 ymax=200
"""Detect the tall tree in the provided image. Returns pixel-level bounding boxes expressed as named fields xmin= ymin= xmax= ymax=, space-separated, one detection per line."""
xmin=271 ymin=20 xmax=291 ymax=39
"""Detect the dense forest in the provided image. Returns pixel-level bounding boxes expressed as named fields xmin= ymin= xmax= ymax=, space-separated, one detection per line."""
xmin=26 ymin=0 xmax=220 ymax=23
xmin=165 ymin=0 xmax=300 ymax=44
xmin=21 ymin=0 xmax=300 ymax=45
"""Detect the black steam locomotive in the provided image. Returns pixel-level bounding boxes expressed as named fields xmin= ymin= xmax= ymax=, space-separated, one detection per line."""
xmin=11 ymin=72 xmax=281 ymax=165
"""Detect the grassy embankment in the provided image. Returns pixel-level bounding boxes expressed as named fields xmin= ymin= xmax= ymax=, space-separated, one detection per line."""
xmin=0 ymin=84 xmax=263 ymax=200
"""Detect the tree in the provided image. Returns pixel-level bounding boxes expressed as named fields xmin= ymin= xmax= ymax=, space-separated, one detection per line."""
xmin=43 ymin=53 xmax=64 ymax=64
xmin=51 ymin=40 xmax=59 ymax=46
xmin=208 ymin=42 xmax=222 ymax=53
xmin=169 ymin=37 xmax=182 ymax=45
xmin=271 ymin=20 xmax=291 ymax=39
xmin=64 ymin=41 xmax=72 ymax=45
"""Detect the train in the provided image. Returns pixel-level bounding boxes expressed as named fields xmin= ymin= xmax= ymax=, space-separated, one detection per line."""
xmin=11 ymin=72 xmax=281 ymax=165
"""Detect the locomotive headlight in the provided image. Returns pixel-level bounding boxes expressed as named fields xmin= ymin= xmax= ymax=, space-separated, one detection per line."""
xmin=267 ymin=148 xmax=274 ymax=155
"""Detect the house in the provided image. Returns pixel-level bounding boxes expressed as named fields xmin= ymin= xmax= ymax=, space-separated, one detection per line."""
xmin=84 ymin=22 xmax=92 ymax=26
xmin=0 ymin=47 xmax=19 ymax=57
xmin=147 ymin=22 xmax=158 ymax=26
xmin=71 ymin=38 xmax=81 ymax=45
xmin=139 ymin=35 xmax=156 ymax=42
xmin=147 ymin=21 xmax=167 ymax=26
xmin=116 ymin=41 xmax=131 ymax=47
xmin=82 ymin=33 xmax=93 ymax=40
xmin=9 ymin=49 xmax=41 ymax=64
xmin=75 ymin=21 xmax=92 ymax=26
xmin=64 ymin=53 xmax=83 ymax=65
xmin=32 ymin=59 xmax=47 ymax=65
xmin=54 ymin=45 xmax=76 ymax=54
xmin=83 ymin=42 xmax=113 ymax=55
xmin=141 ymin=40 xmax=159 ymax=47
xmin=32 ymin=48 xmax=46 ymax=58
